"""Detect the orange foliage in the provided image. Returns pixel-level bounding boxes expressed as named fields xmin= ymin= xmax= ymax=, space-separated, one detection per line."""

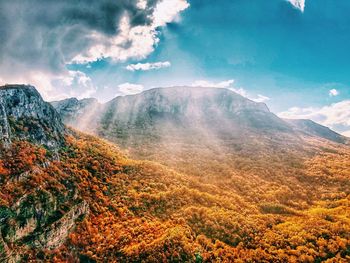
xmin=1 ymin=134 xmax=350 ymax=262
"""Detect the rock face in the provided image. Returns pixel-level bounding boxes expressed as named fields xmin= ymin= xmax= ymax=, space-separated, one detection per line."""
xmin=0 ymin=85 xmax=87 ymax=261
xmin=0 ymin=85 xmax=65 ymax=148
xmin=51 ymin=97 xmax=100 ymax=130
xmin=52 ymin=86 xmax=348 ymax=147
xmin=53 ymin=87 xmax=297 ymax=145
xmin=0 ymin=166 xmax=88 ymax=262
xmin=98 ymin=87 xmax=294 ymax=148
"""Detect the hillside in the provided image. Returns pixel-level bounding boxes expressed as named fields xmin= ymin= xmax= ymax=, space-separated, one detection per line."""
xmin=52 ymin=86 xmax=348 ymax=181
xmin=286 ymin=118 xmax=347 ymax=144
xmin=52 ymin=86 xmax=347 ymax=146
xmin=1 ymin=85 xmax=350 ymax=262
xmin=1 ymin=125 xmax=350 ymax=262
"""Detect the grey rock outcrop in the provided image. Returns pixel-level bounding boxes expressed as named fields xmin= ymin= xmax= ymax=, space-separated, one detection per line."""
xmin=51 ymin=97 xmax=99 ymax=124
xmin=34 ymin=201 xmax=88 ymax=249
xmin=0 ymin=169 xmax=89 ymax=261
xmin=0 ymin=84 xmax=65 ymax=148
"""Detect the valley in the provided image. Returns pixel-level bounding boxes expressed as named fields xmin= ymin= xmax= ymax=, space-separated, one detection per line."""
xmin=0 ymin=85 xmax=350 ymax=262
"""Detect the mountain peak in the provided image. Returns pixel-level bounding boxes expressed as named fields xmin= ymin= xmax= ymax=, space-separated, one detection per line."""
xmin=110 ymin=86 xmax=271 ymax=116
xmin=0 ymin=84 xmax=65 ymax=148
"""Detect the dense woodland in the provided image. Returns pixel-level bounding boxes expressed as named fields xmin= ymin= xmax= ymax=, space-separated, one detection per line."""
xmin=0 ymin=131 xmax=350 ymax=262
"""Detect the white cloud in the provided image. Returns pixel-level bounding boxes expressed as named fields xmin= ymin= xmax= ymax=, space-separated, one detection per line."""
xmin=191 ymin=79 xmax=270 ymax=103
xmin=253 ymin=94 xmax=270 ymax=103
xmin=118 ymin=83 xmax=144 ymax=95
xmin=0 ymin=70 xmax=97 ymax=101
xmin=126 ymin=61 xmax=171 ymax=71
xmin=137 ymin=0 xmax=147 ymax=10
xmin=72 ymin=0 xmax=189 ymax=64
xmin=279 ymin=100 xmax=350 ymax=136
xmin=153 ymin=0 xmax=190 ymax=27
xmin=329 ymin=89 xmax=339 ymax=97
xmin=0 ymin=0 xmax=189 ymax=100
xmin=192 ymin=79 xmax=235 ymax=89
xmin=287 ymin=0 xmax=305 ymax=12
xmin=51 ymin=71 xmax=97 ymax=100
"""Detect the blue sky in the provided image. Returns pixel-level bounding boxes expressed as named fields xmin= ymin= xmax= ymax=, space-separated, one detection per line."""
xmin=1 ymin=0 xmax=350 ymax=134
xmin=71 ymin=0 xmax=350 ymax=110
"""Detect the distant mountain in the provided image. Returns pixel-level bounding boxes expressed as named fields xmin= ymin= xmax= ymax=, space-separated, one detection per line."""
xmin=285 ymin=118 xmax=347 ymax=144
xmin=52 ymin=86 xmax=347 ymax=150
xmin=99 ymin=87 xmax=294 ymax=140
xmin=0 ymin=84 xmax=65 ymax=148
xmin=51 ymin=86 xmax=350 ymax=180
xmin=53 ymin=87 xmax=296 ymax=142
xmin=51 ymin=97 xmax=100 ymax=130
xmin=2 ymin=85 xmax=350 ymax=262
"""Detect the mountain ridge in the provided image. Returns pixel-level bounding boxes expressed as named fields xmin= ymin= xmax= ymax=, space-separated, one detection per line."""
xmin=1 ymin=84 xmax=350 ymax=262
xmin=0 ymin=84 xmax=65 ymax=148
xmin=52 ymin=86 xmax=347 ymax=145
xmin=285 ymin=118 xmax=347 ymax=144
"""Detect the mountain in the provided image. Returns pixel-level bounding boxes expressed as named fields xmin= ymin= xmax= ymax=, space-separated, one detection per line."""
xmin=53 ymin=86 xmax=348 ymax=146
xmin=52 ymin=87 xmax=348 ymax=176
xmin=99 ymin=87 xmax=294 ymax=141
xmin=54 ymin=87 xmax=293 ymax=139
xmin=2 ymin=85 xmax=350 ymax=262
xmin=0 ymin=85 xmax=88 ymax=262
xmin=51 ymin=97 xmax=100 ymax=130
xmin=0 ymin=84 xmax=65 ymax=148
xmin=286 ymin=118 xmax=347 ymax=144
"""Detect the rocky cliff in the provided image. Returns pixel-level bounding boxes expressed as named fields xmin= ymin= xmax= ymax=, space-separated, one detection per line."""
xmin=0 ymin=84 xmax=65 ymax=148
xmin=51 ymin=97 xmax=100 ymax=130
xmin=0 ymin=85 xmax=88 ymax=262
xmin=53 ymin=87 xmax=297 ymax=146
xmin=52 ymin=87 xmax=349 ymax=148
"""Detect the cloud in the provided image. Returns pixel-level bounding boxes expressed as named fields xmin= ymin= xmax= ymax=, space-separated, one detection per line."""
xmin=118 ymin=82 xmax=144 ymax=95
xmin=126 ymin=61 xmax=171 ymax=71
xmin=137 ymin=0 xmax=148 ymax=10
xmin=192 ymin=79 xmax=235 ymax=89
xmin=253 ymin=94 xmax=270 ymax=103
xmin=152 ymin=0 xmax=190 ymax=27
xmin=0 ymin=0 xmax=189 ymax=98
xmin=71 ymin=0 xmax=189 ymax=64
xmin=51 ymin=71 xmax=97 ymax=100
xmin=278 ymin=100 xmax=350 ymax=136
xmin=192 ymin=79 xmax=270 ymax=103
xmin=287 ymin=0 xmax=305 ymax=12
xmin=0 ymin=69 xmax=96 ymax=101
xmin=329 ymin=89 xmax=339 ymax=97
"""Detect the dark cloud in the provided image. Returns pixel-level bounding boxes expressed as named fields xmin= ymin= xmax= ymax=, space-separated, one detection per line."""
xmin=0 ymin=0 xmax=160 ymax=74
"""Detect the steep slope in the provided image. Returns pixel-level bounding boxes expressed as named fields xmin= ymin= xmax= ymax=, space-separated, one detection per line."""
xmin=52 ymin=87 xmax=349 ymax=150
xmin=52 ymin=86 xmax=348 ymax=145
xmin=0 ymin=86 xmax=86 ymax=262
xmin=0 ymin=85 xmax=65 ymax=148
xmin=1 ymin=85 xmax=350 ymax=262
xmin=99 ymin=87 xmax=294 ymax=142
xmin=1 ymin=124 xmax=350 ymax=262
xmin=52 ymin=87 xmax=348 ymax=181
xmin=51 ymin=97 xmax=100 ymax=130
xmin=286 ymin=118 xmax=347 ymax=144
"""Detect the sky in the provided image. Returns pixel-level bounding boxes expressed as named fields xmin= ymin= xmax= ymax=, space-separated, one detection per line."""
xmin=0 ymin=0 xmax=350 ymax=135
